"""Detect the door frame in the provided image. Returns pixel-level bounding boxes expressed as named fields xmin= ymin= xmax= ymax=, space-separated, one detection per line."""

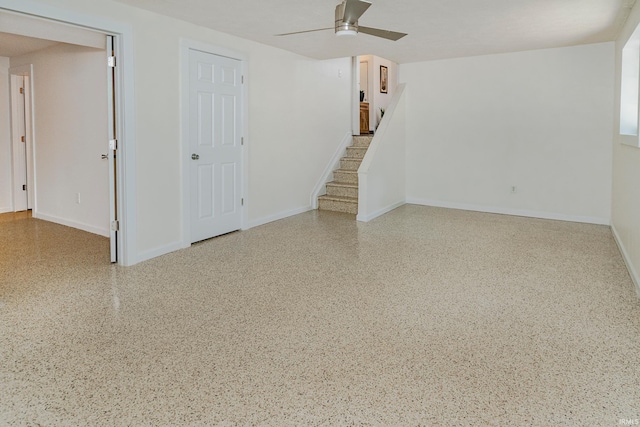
xmin=9 ymin=67 xmax=34 ymax=212
xmin=0 ymin=0 xmax=138 ymax=266
xmin=180 ymin=39 xmax=249 ymax=248
xmin=352 ymin=56 xmax=361 ymax=136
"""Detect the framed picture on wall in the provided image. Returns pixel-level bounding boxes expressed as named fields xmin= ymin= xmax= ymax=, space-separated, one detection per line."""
xmin=380 ymin=65 xmax=388 ymax=93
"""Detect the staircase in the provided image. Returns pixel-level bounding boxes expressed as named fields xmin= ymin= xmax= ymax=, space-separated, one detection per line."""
xmin=318 ymin=135 xmax=373 ymax=215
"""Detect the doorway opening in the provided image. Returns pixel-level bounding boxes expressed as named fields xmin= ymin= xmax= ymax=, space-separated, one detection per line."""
xmin=354 ymin=55 xmax=398 ymax=133
xmin=8 ymin=68 xmax=33 ymax=213
xmin=0 ymin=6 xmax=133 ymax=265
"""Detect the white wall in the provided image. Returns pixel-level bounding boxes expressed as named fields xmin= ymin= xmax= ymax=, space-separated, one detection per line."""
xmin=246 ymin=52 xmax=352 ymax=227
xmin=0 ymin=57 xmax=11 ymax=213
xmin=613 ymin=1 xmax=640 ymax=292
xmin=5 ymin=0 xmax=353 ymax=261
xmin=371 ymin=56 xmax=398 ymax=131
xmin=11 ymin=43 xmax=110 ymax=236
xmin=360 ymin=55 xmax=398 ymax=131
xmin=358 ymin=84 xmax=406 ymax=222
xmin=401 ymin=43 xmax=614 ymax=225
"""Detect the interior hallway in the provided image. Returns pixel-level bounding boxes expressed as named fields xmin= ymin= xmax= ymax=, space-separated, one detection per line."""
xmin=1 ymin=206 xmax=639 ymax=425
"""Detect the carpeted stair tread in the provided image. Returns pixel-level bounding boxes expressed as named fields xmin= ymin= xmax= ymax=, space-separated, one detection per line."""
xmin=326 ymin=182 xmax=358 ymax=188
xmin=318 ymin=194 xmax=358 ymax=203
xmin=317 ymin=135 xmax=372 ymax=215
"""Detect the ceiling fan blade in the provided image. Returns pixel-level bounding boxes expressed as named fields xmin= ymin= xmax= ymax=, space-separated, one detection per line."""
xmin=275 ymin=27 xmax=333 ymax=36
xmin=342 ymin=0 xmax=372 ymax=24
xmin=358 ymin=26 xmax=408 ymax=41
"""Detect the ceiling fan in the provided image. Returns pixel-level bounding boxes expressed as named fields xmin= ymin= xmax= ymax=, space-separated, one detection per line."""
xmin=275 ymin=0 xmax=407 ymax=41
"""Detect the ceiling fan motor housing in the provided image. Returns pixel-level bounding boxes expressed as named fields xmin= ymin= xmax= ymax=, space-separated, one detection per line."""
xmin=335 ymin=2 xmax=358 ymax=35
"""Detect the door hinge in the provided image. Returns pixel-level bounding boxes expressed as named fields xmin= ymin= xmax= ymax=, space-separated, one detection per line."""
xmin=241 ymin=198 xmax=244 ymax=206
xmin=241 ymin=75 xmax=244 ymax=84
xmin=22 ymin=184 xmax=26 ymax=191
xmin=241 ymin=137 xmax=244 ymax=146
xmin=21 ymin=136 xmax=25 ymax=143
xmin=19 ymin=87 xmax=24 ymax=94
xmin=109 ymin=139 xmax=117 ymax=150
xmin=111 ymin=220 xmax=120 ymax=231
xmin=108 ymin=56 xmax=116 ymax=68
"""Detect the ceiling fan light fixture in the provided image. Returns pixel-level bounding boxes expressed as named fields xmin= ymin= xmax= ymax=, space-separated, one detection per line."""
xmin=275 ymin=0 xmax=406 ymax=41
xmin=335 ymin=20 xmax=358 ymax=36
xmin=335 ymin=1 xmax=358 ymax=36
xmin=336 ymin=28 xmax=358 ymax=37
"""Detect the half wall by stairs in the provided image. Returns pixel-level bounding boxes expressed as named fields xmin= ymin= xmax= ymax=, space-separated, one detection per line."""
xmin=318 ymin=135 xmax=373 ymax=214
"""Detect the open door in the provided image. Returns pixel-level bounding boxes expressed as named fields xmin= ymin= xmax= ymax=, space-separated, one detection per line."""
xmin=10 ymin=74 xmax=28 ymax=212
xmin=9 ymin=68 xmax=34 ymax=213
xmin=106 ymin=36 xmax=118 ymax=263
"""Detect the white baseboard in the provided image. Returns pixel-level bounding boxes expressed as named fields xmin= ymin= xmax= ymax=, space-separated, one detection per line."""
xmin=406 ymin=198 xmax=611 ymax=226
xmin=611 ymin=224 xmax=640 ymax=297
xmin=137 ymin=241 xmax=184 ymax=264
xmin=0 ymin=207 xmax=13 ymax=214
xmin=357 ymin=200 xmax=405 ymax=222
xmin=247 ymin=206 xmax=313 ymax=229
xmin=35 ymin=212 xmax=109 ymax=237
xmin=137 ymin=206 xmax=313 ymax=265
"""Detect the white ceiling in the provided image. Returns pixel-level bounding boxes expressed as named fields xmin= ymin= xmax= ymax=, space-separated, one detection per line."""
xmin=115 ymin=0 xmax=637 ymax=64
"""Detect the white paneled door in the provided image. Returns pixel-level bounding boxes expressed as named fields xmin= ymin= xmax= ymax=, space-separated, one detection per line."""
xmin=10 ymin=75 xmax=28 ymax=212
xmin=189 ymin=49 xmax=243 ymax=243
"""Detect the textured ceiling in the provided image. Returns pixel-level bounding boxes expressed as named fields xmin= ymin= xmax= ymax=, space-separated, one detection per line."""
xmin=115 ymin=0 xmax=636 ymax=63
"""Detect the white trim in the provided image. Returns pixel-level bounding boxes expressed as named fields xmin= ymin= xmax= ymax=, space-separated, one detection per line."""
xmin=0 ymin=0 xmax=138 ymax=266
xmin=137 ymin=242 xmax=185 ymax=265
xmin=619 ymin=21 xmax=640 ymax=148
xmin=181 ymin=38 xmax=249 ymax=63
xmin=180 ymin=42 xmax=190 ymax=248
xmin=179 ymin=38 xmax=249 ymax=248
xmin=351 ymin=56 xmax=360 ymax=135
xmin=110 ymin=20 xmax=137 ymax=267
xmin=0 ymin=207 xmax=12 ymax=214
xmin=352 ymin=57 xmax=360 ymax=136
xmin=247 ymin=206 xmax=313 ymax=229
xmin=357 ymin=200 xmax=405 ymax=222
xmin=24 ymin=74 xmax=34 ymax=210
xmin=8 ymin=64 xmax=35 ymax=214
xmin=620 ymin=134 xmax=640 ymax=148
xmin=310 ymin=131 xmax=353 ymax=209
xmin=9 ymin=73 xmax=24 ymax=212
xmin=35 ymin=212 xmax=109 ymax=237
xmin=611 ymin=224 xmax=640 ymax=297
xmin=240 ymin=60 xmax=250 ymax=234
xmin=407 ymin=198 xmax=611 ymax=226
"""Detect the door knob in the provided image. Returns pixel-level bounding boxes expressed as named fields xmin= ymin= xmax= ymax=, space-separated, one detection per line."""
xmin=191 ymin=154 xmax=200 ymax=160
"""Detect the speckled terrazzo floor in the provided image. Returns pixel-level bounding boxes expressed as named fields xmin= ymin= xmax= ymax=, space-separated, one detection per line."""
xmin=1 ymin=205 xmax=639 ymax=426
